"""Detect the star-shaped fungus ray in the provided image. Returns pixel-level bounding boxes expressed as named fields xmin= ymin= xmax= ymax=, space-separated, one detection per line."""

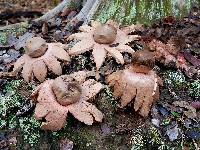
xmin=68 ymin=20 xmax=140 ymax=70
xmin=13 ymin=37 xmax=70 ymax=82
xmin=107 ymin=66 xmax=160 ymax=117
xmin=106 ymin=50 xmax=162 ymax=117
xmin=30 ymin=71 xmax=104 ymax=131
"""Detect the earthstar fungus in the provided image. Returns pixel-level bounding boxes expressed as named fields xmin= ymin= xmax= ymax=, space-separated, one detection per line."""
xmin=13 ymin=37 xmax=70 ymax=82
xmin=31 ymin=71 xmax=104 ymax=131
xmin=68 ymin=20 xmax=139 ymax=70
xmin=106 ymin=50 xmax=162 ymax=117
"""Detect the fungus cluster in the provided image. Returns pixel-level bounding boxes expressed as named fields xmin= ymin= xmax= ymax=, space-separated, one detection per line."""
xmin=9 ymin=21 xmax=162 ymax=131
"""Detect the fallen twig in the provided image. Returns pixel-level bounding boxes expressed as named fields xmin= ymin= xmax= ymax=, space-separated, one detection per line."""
xmin=0 ymin=22 xmax=28 ymax=32
xmin=0 ymin=71 xmax=17 ymax=78
xmin=0 ymin=10 xmax=43 ymax=20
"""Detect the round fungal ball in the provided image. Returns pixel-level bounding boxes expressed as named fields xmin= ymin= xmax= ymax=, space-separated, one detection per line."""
xmin=25 ymin=37 xmax=48 ymax=58
xmin=93 ymin=24 xmax=117 ymax=44
xmin=52 ymin=78 xmax=82 ymax=106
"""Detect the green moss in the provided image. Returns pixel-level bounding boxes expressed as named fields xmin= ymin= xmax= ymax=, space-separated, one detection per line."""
xmin=18 ymin=116 xmax=40 ymax=147
xmin=130 ymin=128 xmax=144 ymax=150
xmin=0 ymin=22 xmax=27 ymax=45
xmin=163 ymin=70 xmax=200 ymax=98
xmin=95 ymin=0 xmax=199 ymax=25
xmin=0 ymin=80 xmax=41 ymax=148
xmin=0 ymin=80 xmax=24 ymax=124
xmin=0 ymin=32 xmax=7 ymax=44
xmin=97 ymin=86 xmax=117 ymax=121
xmin=131 ymin=126 xmax=173 ymax=150
xmin=130 ymin=125 xmax=200 ymax=150
xmin=148 ymin=126 xmax=163 ymax=146
xmin=52 ymin=122 xmax=97 ymax=150
xmin=95 ymin=1 xmax=121 ymax=24
xmin=75 ymin=55 xmax=92 ymax=70
xmin=0 ymin=80 xmax=22 ymax=128
xmin=164 ymin=70 xmax=186 ymax=90
xmin=1 ymin=115 xmax=41 ymax=148
xmin=188 ymin=80 xmax=200 ymax=98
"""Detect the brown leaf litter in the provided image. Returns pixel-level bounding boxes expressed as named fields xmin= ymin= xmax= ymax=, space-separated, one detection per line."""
xmin=147 ymin=38 xmax=185 ymax=68
xmin=67 ymin=20 xmax=140 ymax=70
xmin=31 ymin=71 xmax=104 ymax=131
xmin=173 ymin=101 xmax=197 ymax=119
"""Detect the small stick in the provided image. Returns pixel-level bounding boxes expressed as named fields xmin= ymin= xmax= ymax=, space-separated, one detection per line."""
xmin=0 ymin=69 xmax=19 ymax=78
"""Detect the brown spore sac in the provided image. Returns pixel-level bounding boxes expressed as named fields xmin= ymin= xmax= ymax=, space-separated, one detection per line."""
xmin=132 ymin=49 xmax=155 ymax=69
xmin=52 ymin=77 xmax=82 ymax=106
xmin=93 ymin=24 xmax=117 ymax=44
xmin=25 ymin=37 xmax=48 ymax=58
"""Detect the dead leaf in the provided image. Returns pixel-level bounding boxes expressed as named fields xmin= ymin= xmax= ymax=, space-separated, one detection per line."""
xmin=183 ymin=50 xmax=200 ymax=68
xmin=146 ymin=38 xmax=191 ymax=71
xmin=13 ymin=32 xmax=34 ymax=50
xmin=60 ymin=138 xmax=73 ymax=150
xmin=42 ymin=22 xmax=48 ymax=35
xmin=173 ymin=101 xmax=197 ymax=119
xmin=191 ymin=101 xmax=200 ymax=110
xmin=166 ymin=125 xmax=179 ymax=141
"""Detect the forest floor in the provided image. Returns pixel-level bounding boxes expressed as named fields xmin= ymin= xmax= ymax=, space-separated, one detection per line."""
xmin=0 ymin=1 xmax=199 ymax=150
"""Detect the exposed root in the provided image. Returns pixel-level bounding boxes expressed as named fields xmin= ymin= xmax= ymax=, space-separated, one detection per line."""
xmin=0 ymin=0 xmax=99 ymax=34
xmin=34 ymin=0 xmax=76 ymax=23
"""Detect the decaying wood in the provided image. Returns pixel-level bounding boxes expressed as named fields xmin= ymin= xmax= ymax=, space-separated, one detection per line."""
xmin=0 ymin=0 xmax=100 ymax=34
xmin=0 ymin=0 xmax=76 ymax=32
xmin=34 ymin=0 xmax=75 ymax=22
xmin=0 ymin=10 xmax=43 ymax=20
xmin=0 ymin=22 xmax=28 ymax=32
